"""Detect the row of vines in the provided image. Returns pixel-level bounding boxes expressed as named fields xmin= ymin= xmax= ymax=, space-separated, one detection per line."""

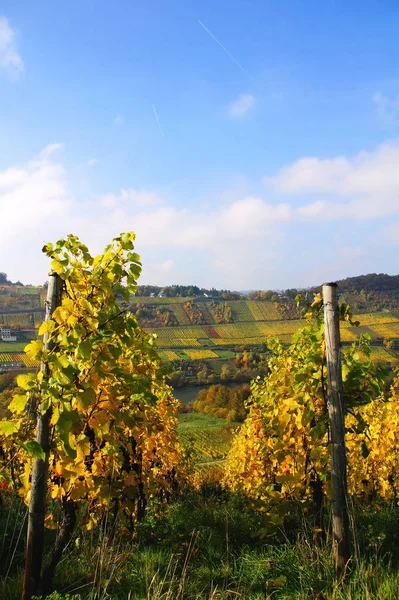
xmin=1 ymin=233 xmax=399 ymax=596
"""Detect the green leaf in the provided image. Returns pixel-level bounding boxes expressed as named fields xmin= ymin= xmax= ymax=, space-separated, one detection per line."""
xmin=0 ymin=470 xmax=12 ymax=485
xmin=120 ymin=232 xmax=135 ymax=249
xmin=267 ymin=574 xmax=287 ymax=589
xmin=25 ymin=340 xmax=44 ymax=360
xmin=309 ymin=420 xmax=327 ymax=441
xmin=22 ymin=440 xmax=46 ymax=461
xmin=56 ymin=410 xmax=79 ymax=458
xmin=294 ymin=373 xmax=308 ymax=383
xmin=79 ymin=297 xmax=95 ymax=315
xmin=17 ymin=373 xmax=36 ymax=390
xmin=50 ymin=259 xmax=64 ymax=275
xmin=38 ymin=320 xmax=56 ymax=336
xmin=77 ymin=339 xmax=92 ymax=360
xmin=55 ymin=355 xmax=70 ymax=369
xmin=78 ymin=388 xmax=96 ymax=409
xmin=361 ymin=440 xmax=370 ymax=459
xmin=8 ymin=394 xmax=27 ymax=414
xmin=0 ymin=421 xmax=19 ymax=436
xmin=302 ymin=406 xmax=315 ymax=427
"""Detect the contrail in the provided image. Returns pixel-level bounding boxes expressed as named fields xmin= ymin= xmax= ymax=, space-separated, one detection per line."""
xmin=152 ymin=104 xmax=164 ymax=137
xmin=198 ymin=20 xmax=258 ymax=88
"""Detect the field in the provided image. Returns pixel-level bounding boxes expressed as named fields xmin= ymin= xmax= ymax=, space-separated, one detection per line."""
xmin=0 ymin=343 xmax=28 ymax=352
xmin=159 ymin=350 xmax=181 ymax=361
xmin=138 ymin=303 xmax=399 ymax=366
xmin=368 ymin=323 xmax=399 ymax=338
xmin=2 ymin=298 xmax=399 ymax=374
xmin=184 ymin=349 xmax=218 ymax=359
xmin=178 ymin=412 xmax=238 ymax=465
xmin=132 ymin=295 xmax=193 ymax=304
xmin=369 ymin=346 xmax=398 ymax=363
xmin=0 ymin=351 xmax=39 ymax=367
xmin=247 ymin=300 xmax=281 ymax=320
xmin=148 ymin=318 xmax=304 ymax=350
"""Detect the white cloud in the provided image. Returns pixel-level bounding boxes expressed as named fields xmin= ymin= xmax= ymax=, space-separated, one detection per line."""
xmin=87 ymin=159 xmax=99 ymax=167
xmin=143 ymin=259 xmax=176 ymax=284
xmin=0 ymin=145 xmax=71 ymax=282
xmin=267 ymin=156 xmax=351 ymax=194
xmin=340 ymin=246 xmax=367 ymax=258
xmin=0 ymin=147 xmax=287 ymax=284
xmin=0 ymin=16 xmax=23 ymax=78
xmin=228 ymin=93 xmax=256 ymax=118
xmin=381 ymin=222 xmax=399 ymax=245
xmin=113 ymin=114 xmax=124 ymax=125
xmin=266 ymin=142 xmax=399 ymax=220
xmin=37 ymin=143 xmax=63 ymax=161
xmin=3 ymin=140 xmax=399 ymax=286
xmin=373 ymin=92 xmax=399 ymax=125
xmin=0 ymin=166 xmax=27 ymax=189
xmin=267 ymin=142 xmax=399 ymax=196
xmin=99 ymin=189 xmax=164 ymax=209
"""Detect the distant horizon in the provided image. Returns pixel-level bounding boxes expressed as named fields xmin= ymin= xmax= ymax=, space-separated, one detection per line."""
xmin=2 ymin=270 xmax=399 ymax=295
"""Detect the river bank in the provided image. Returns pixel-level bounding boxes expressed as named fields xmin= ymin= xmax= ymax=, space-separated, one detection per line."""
xmin=172 ymin=382 xmax=243 ymax=404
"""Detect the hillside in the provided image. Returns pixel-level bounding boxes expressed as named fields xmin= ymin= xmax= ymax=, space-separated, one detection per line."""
xmin=336 ymin=273 xmax=399 ymax=292
xmin=2 ymin=275 xmax=399 ymax=375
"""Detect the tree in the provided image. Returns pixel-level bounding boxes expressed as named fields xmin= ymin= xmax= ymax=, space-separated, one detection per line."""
xmin=220 ymin=364 xmax=232 ymax=382
xmin=0 ymin=233 xmax=183 ymax=598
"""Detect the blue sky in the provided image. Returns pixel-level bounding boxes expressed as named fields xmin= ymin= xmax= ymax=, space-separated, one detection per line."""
xmin=1 ymin=1 xmax=399 ymax=289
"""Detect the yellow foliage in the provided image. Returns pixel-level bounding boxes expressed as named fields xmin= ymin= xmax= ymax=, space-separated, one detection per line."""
xmin=0 ymin=232 xmax=186 ymax=532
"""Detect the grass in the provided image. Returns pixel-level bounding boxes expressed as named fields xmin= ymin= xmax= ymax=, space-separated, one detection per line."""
xmin=178 ymin=412 xmax=229 ymax=429
xmin=369 ymin=346 xmax=399 ymax=363
xmin=3 ymin=491 xmax=399 ymax=600
xmin=215 ymin=350 xmax=236 ymax=359
xmin=0 ymin=342 xmax=27 ymax=352
xmin=178 ymin=412 xmax=238 ymax=465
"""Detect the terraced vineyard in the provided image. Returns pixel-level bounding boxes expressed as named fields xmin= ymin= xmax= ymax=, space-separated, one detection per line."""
xmin=159 ymin=350 xmax=181 ymax=361
xmin=247 ymin=300 xmax=280 ymax=320
xmin=0 ymin=352 xmax=39 ymax=368
xmin=170 ymin=303 xmax=191 ymax=325
xmin=368 ymin=323 xmax=399 ymax=338
xmin=178 ymin=412 xmax=238 ymax=465
xmin=368 ymin=347 xmax=398 ymax=363
xmin=184 ymin=349 xmax=219 ymax=359
xmin=212 ymin=336 xmax=265 ymax=346
xmin=229 ymin=300 xmax=254 ymax=321
xmin=142 ymin=303 xmax=399 ymax=362
xmin=2 ymin=298 xmax=399 ymax=373
xmin=0 ymin=313 xmax=34 ymax=327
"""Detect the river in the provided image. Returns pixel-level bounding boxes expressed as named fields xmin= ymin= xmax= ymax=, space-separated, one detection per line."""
xmin=172 ymin=382 xmax=242 ymax=404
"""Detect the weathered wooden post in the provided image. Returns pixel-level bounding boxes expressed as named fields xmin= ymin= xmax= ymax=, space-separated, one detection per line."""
xmin=322 ymin=282 xmax=351 ymax=578
xmin=22 ymin=273 xmax=63 ymax=600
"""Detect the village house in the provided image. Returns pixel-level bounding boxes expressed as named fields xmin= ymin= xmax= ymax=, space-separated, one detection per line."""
xmin=0 ymin=325 xmax=17 ymax=342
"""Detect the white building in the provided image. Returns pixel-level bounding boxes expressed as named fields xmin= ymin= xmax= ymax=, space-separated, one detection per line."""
xmin=0 ymin=325 xmax=17 ymax=342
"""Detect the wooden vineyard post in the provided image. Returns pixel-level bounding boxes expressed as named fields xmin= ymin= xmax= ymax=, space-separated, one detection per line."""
xmin=22 ymin=273 xmax=63 ymax=600
xmin=322 ymin=283 xmax=351 ymax=578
